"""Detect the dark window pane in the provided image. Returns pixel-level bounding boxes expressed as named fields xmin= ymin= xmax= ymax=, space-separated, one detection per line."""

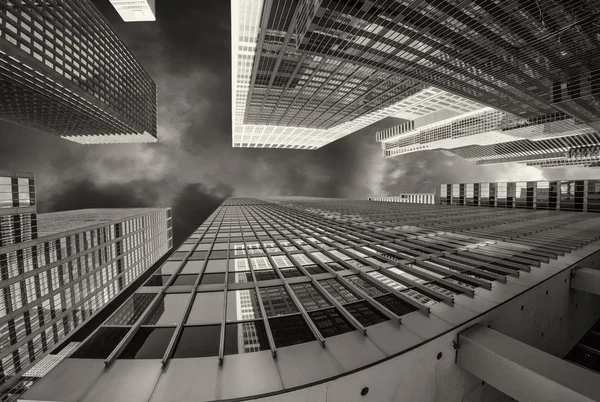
xmin=172 ymin=274 xmax=198 ymax=286
xmin=566 ymin=347 xmax=600 ymax=373
xmin=290 ymin=283 xmax=330 ymax=311
xmin=304 ymin=265 xmax=325 ymax=275
xmin=580 ymin=334 xmax=600 ymax=351
xmin=144 ymin=275 xmax=170 ymax=287
xmin=173 ymin=325 xmax=221 ymax=358
xmin=345 ymin=275 xmax=386 ymax=297
xmin=226 ymin=289 xmax=262 ymax=321
xmin=224 ymin=321 xmax=270 ymax=355
xmin=254 ymin=269 xmax=278 ymax=281
xmin=374 ymin=294 xmax=417 ymax=317
xmin=327 ymin=263 xmax=346 ymax=272
xmin=309 ymin=308 xmax=354 ymax=337
xmin=119 ymin=327 xmax=175 ymax=359
xmin=280 ymin=267 xmax=303 ymax=278
xmin=259 ymin=286 xmax=298 ymax=317
xmin=318 ymin=279 xmax=360 ymax=304
xmin=228 ymin=271 xmax=253 ymax=283
xmin=344 ymin=301 xmax=389 ymax=327
xmin=144 ymin=294 xmax=189 ymax=325
xmin=70 ymin=327 xmax=128 ymax=359
xmin=269 ymin=314 xmax=315 ymax=348
xmin=108 ymin=293 xmax=156 ymax=325
xmin=200 ymin=273 xmax=226 ymax=285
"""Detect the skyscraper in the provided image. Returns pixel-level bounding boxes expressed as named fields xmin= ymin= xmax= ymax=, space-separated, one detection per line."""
xmin=232 ymin=0 xmax=600 ymax=150
xmin=22 ymin=196 xmax=600 ymax=401
xmin=109 ymin=0 xmax=156 ymax=22
xmin=377 ymin=108 xmax=600 ymax=167
xmin=368 ymin=193 xmax=436 ymax=204
xmin=0 ymin=0 xmax=157 ymax=144
xmin=0 ymin=170 xmax=172 ymax=401
xmin=439 ymin=179 xmax=600 ymax=212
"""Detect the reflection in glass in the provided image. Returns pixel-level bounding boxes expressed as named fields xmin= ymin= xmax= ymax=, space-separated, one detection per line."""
xmin=254 ymin=269 xmax=278 ymax=281
xmin=187 ymin=292 xmax=224 ymax=324
xmin=374 ymin=294 xmax=418 ymax=316
xmin=304 ymin=265 xmax=326 ymax=275
xmin=226 ymin=289 xmax=262 ymax=321
xmin=345 ymin=275 xmax=386 ymax=297
xmin=157 ymin=261 xmax=181 ymax=275
xmin=269 ymin=314 xmax=315 ymax=348
xmin=280 ymin=267 xmax=303 ymax=278
xmin=119 ymin=327 xmax=175 ymax=359
xmin=224 ymin=321 xmax=269 ymax=355
xmin=309 ymin=308 xmax=353 ymax=337
xmin=173 ymin=325 xmax=221 ymax=358
xmin=70 ymin=327 xmax=128 ymax=359
xmin=318 ymin=279 xmax=359 ymax=304
xmin=143 ymin=294 xmax=189 ymax=325
xmin=290 ymin=283 xmax=330 ymax=311
xmin=108 ymin=293 xmax=156 ymax=325
xmin=259 ymin=286 xmax=298 ymax=317
xmin=344 ymin=301 xmax=389 ymax=327
xmin=145 ymin=275 xmax=170 ymax=287
xmin=228 ymin=271 xmax=253 ymax=283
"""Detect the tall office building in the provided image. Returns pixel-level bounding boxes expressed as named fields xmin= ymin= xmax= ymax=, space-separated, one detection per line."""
xmin=0 ymin=170 xmax=172 ymax=401
xmin=232 ymin=0 xmax=600 ymax=150
xmin=23 ymin=196 xmax=600 ymax=401
xmin=0 ymin=0 xmax=157 ymax=144
xmin=439 ymin=179 xmax=600 ymax=213
xmin=109 ymin=0 xmax=156 ymax=22
xmin=377 ymin=108 xmax=600 ymax=167
xmin=368 ymin=193 xmax=435 ymax=204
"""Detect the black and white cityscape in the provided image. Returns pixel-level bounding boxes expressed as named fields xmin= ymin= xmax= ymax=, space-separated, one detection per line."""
xmin=1 ymin=1 xmax=600 ymax=401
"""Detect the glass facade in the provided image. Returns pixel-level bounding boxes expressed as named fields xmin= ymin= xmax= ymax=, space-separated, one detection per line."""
xmin=440 ymin=179 xmax=600 ymax=212
xmin=0 ymin=174 xmax=172 ymax=402
xmin=23 ymin=196 xmax=600 ymax=401
xmin=0 ymin=0 xmax=157 ymax=144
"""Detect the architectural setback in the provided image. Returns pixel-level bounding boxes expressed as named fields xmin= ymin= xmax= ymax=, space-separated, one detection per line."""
xmin=0 ymin=0 xmax=157 ymax=144
xmin=0 ymin=171 xmax=172 ymax=401
xmin=21 ymin=196 xmax=600 ymax=401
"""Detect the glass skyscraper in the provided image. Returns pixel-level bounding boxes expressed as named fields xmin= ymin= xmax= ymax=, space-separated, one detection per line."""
xmin=21 ymin=196 xmax=600 ymax=401
xmin=0 ymin=171 xmax=172 ymax=401
xmin=0 ymin=0 xmax=157 ymax=144
xmin=109 ymin=0 xmax=156 ymax=22
xmin=233 ymin=0 xmax=600 ymax=150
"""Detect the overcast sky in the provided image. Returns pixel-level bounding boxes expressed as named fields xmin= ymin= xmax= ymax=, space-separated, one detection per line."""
xmin=0 ymin=0 xmax=598 ymax=246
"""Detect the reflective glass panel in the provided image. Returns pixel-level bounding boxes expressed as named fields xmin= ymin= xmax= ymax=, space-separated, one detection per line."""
xmin=226 ymin=289 xmax=262 ymax=321
xmin=200 ymin=273 xmax=226 ymax=285
xmin=344 ymin=301 xmax=389 ymax=327
xmin=308 ymin=308 xmax=354 ymax=337
xmin=70 ymin=327 xmax=128 ymax=359
xmin=144 ymin=294 xmax=189 ymax=325
xmin=173 ymin=325 xmax=221 ymax=358
xmin=269 ymin=314 xmax=315 ymax=347
xmin=259 ymin=286 xmax=298 ymax=317
xmin=119 ymin=327 xmax=175 ymax=359
xmin=187 ymin=292 xmax=224 ymax=324
xmin=224 ymin=321 xmax=270 ymax=355
xmin=290 ymin=283 xmax=330 ymax=311
xmin=181 ymin=260 xmax=205 ymax=274
xmin=108 ymin=293 xmax=156 ymax=325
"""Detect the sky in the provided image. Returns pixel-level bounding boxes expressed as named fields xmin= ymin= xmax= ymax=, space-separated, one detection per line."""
xmin=0 ymin=0 xmax=598 ymax=247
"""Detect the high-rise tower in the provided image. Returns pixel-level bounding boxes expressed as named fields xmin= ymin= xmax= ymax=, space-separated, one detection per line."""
xmin=232 ymin=0 xmax=600 ymax=150
xmin=22 ymin=195 xmax=600 ymax=401
xmin=0 ymin=1 xmax=157 ymax=144
xmin=0 ymin=170 xmax=172 ymax=401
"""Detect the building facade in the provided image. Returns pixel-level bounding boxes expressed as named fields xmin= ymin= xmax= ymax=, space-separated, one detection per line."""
xmin=233 ymin=0 xmax=600 ymax=150
xmin=21 ymin=196 xmax=600 ymax=401
xmin=438 ymin=179 xmax=600 ymax=213
xmin=368 ymin=193 xmax=435 ymax=204
xmin=109 ymin=0 xmax=156 ymax=22
xmin=0 ymin=172 xmax=172 ymax=401
xmin=0 ymin=0 xmax=157 ymax=144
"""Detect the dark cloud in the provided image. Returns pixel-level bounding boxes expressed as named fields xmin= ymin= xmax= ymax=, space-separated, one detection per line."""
xmin=39 ymin=178 xmax=162 ymax=213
